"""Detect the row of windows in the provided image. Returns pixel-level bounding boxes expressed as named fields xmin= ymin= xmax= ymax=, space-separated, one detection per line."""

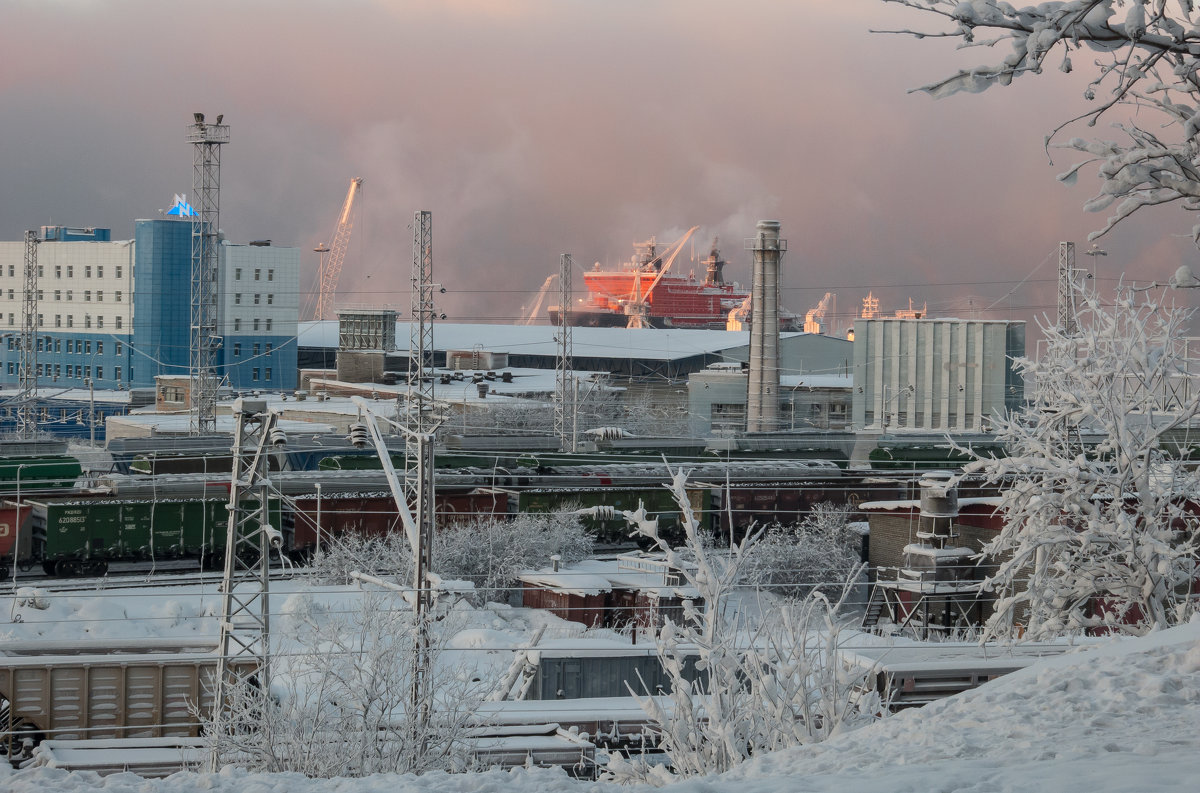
xmin=232 ymin=318 xmax=273 ymax=331
xmin=7 ymin=313 xmax=123 ymax=329
xmin=7 ymin=289 xmax=124 ymax=303
xmin=8 ymin=337 xmax=123 ymax=356
xmin=232 ymin=342 xmax=274 ymax=357
xmin=233 ymin=293 xmax=274 ymax=305
xmin=5 ymin=264 xmax=125 ymax=279
xmin=234 ymin=268 xmax=274 ymax=281
xmin=5 ymin=362 xmax=123 ymax=382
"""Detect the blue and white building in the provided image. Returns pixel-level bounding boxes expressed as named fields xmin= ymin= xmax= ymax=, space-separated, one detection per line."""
xmin=0 ymin=216 xmax=299 ymax=393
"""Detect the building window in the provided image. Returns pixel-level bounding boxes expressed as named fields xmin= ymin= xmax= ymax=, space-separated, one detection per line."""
xmin=253 ymin=343 xmax=260 ymax=355
xmin=54 ymin=364 xmax=61 ymax=377
xmin=36 ymin=290 xmax=43 ymax=301
xmin=97 ymin=291 xmax=103 ymax=302
xmin=67 ymin=266 xmax=73 ymax=277
xmin=268 ymin=269 xmax=274 ymax=281
xmin=85 ymin=266 xmax=91 ymax=278
xmin=235 ymin=268 xmax=242 ymax=280
xmin=66 ymin=339 xmax=73 ymax=353
xmin=267 ymin=294 xmax=273 ymax=305
xmin=84 ymin=291 xmax=91 ymax=302
xmin=97 ymin=316 xmax=104 ymax=329
xmin=37 ymin=314 xmax=43 ymax=327
xmin=97 ymin=340 xmax=103 ymax=354
xmin=7 ymin=314 xmax=12 ymax=326
xmin=6 ymin=265 xmax=13 ymax=277
xmin=254 ymin=294 xmax=260 ymax=305
xmin=66 ymin=290 xmax=73 ymax=301
xmin=253 ymin=318 xmax=260 ymax=331
xmin=55 ymin=265 xmax=61 ymax=278
xmin=6 ymin=289 xmax=11 ymax=300
xmin=115 ymin=366 xmax=121 ymax=382
xmin=234 ymin=293 xmax=241 ymax=305
xmin=85 ymin=340 xmax=91 ymax=353
xmin=265 ymin=318 xmax=272 ymax=331
xmin=233 ymin=343 xmax=241 ymax=357
xmin=265 ymin=343 xmax=272 ymax=354
xmin=115 ymin=316 xmax=122 ymax=329
xmin=54 ymin=315 xmax=61 ymax=328
xmin=54 ymin=339 xmax=60 ymax=352
xmin=254 ymin=269 xmax=261 ymax=281
xmin=37 ymin=266 xmax=43 ymax=278
xmin=265 ymin=368 xmax=272 ymax=381
xmin=85 ymin=315 xmax=91 ymax=329
xmin=711 ymin=403 xmax=747 ymax=433
xmin=115 ymin=342 xmax=122 ymax=355
xmin=54 ymin=290 xmax=61 ymax=301
xmin=115 ymin=291 xmax=122 ymax=302
xmin=36 ymin=339 xmax=43 ymax=352
xmin=5 ymin=363 xmax=10 ymax=375
xmin=115 ymin=265 xmax=122 ymax=278
xmin=96 ymin=366 xmax=103 ymax=379
xmin=84 ymin=366 xmax=91 ymax=378
xmin=234 ymin=318 xmax=241 ymax=331
xmin=252 ymin=368 xmax=260 ymax=381
xmin=97 ymin=265 xmax=104 ymax=278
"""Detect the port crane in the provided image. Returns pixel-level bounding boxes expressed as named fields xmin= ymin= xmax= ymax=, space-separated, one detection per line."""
xmin=312 ymin=177 xmax=364 ymax=321
xmin=622 ymin=225 xmax=700 ymax=329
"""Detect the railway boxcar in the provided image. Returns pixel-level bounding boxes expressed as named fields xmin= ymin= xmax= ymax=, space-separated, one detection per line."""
xmin=0 ymin=502 xmax=33 ymax=579
xmin=27 ymin=496 xmax=284 ymax=576
xmin=288 ymin=488 xmax=510 ymax=556
xmin=0 ymin=457 xmax=82 ymax=496
xmin=513 ymin=487 xmax=709 ymax=546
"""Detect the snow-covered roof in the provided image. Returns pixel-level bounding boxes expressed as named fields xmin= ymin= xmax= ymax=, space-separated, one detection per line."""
xmin=299 ymin=320 xmax=812 ymax=361
xmin=515 ymin=567 xmax=613 ymax=596
xmin=858 ymin=496 xmax=1003 ymax=511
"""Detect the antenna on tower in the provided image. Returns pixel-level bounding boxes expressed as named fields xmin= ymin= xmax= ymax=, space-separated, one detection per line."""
xmin=187 ymin=112 xmax=230 ymax=435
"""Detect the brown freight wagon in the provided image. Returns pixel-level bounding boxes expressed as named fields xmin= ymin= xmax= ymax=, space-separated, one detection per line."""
xmin=289 ymin=488 xmax=509 ymax=555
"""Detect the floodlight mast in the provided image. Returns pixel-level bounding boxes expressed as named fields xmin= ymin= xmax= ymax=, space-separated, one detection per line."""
xmin=18 ymin=231 xmax=39 ymax=439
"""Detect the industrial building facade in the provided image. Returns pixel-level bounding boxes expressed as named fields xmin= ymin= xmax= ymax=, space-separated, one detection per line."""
xmin=0 ymin=219 xmax=298 ymax=392
xmin=851 ymin=318 xmax=1024 ymax=432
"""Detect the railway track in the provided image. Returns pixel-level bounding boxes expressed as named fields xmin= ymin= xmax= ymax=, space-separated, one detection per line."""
xmin=2 ymin=564 xmax=307 ymax=594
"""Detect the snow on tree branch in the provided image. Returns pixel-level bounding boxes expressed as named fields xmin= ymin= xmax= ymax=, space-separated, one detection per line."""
xmin=954 ymin=281 xmax=1200 ymax=640
xmin=880 ymin=0 xmax=1200 ymax=241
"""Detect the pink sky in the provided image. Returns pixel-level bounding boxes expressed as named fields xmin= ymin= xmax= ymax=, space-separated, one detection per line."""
xmin=1 ymin=0 xmax=1195 ymax=330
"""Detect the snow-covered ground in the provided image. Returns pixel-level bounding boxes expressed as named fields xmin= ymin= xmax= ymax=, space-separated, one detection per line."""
xmin=4 ymin=578 xmax=1195 ymax=787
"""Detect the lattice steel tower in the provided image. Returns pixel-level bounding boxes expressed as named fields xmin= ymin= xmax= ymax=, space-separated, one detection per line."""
xmin=555 ymin=253 xmax=576 ymax=452
xmin=188 ymin=113 xmax=229 ymax=435
xmin=1057 ymin=241 xmax=1081 ymax=337
xmin=407 ymin=211 xmax=435 ymax=433
xmin=18 ymin=231 xmax=39 ymax=439
xmin=211 ymin=399 xmax=281 ymax=770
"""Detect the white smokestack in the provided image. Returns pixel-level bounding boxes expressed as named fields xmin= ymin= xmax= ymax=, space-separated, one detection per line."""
xmin=747 ymin=220 xmax=784 ymax=433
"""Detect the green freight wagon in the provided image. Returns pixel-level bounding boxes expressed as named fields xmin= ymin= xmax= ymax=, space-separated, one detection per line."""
xmin=27 ymin=496 xmax=284 ymax=576
xmin=0 ymin=457 xmax=82 ymax=496
xmin=513 ymin=487 xmax=709 ymax=546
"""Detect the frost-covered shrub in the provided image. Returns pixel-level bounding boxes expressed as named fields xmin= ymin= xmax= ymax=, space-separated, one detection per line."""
xmin=309 ymin=510 xmax=594 ymax=605
xmin=740 ymin=502 xmax=861 ymax=599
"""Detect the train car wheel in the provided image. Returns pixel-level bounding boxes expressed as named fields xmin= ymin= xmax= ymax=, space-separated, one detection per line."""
xmin=85 ymin=560 xmax=108 ymax=577
xmin=41 ymin=561 xmax=58 ymax=576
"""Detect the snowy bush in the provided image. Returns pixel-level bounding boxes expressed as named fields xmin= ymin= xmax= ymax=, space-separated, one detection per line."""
xmin=310 ymin=510 xmax=594 ymax=605
xmin=609 ymin=473 xmax=881 ymax=781
xmin=740 ymin=502 xmax=862 ymax=599
xmin=960 ymin=284 xmax=1200 ymax=640
xmin=205 ymin=589 xmax=483 ymax=776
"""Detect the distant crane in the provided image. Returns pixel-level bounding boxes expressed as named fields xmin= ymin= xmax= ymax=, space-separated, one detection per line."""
xmin=622 ymin=225 xmax=700 ymax=329
xmin=520 ymin=274 xmax=557 ymax=325
xmin=312 ymin=177 xmax=364 ymax=321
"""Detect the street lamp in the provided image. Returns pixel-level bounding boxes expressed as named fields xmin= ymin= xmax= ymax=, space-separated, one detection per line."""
xmin=84 ymin=376 xmax=96 ymax=446
xmin=14 ymin=463 xmax=25 ymax=584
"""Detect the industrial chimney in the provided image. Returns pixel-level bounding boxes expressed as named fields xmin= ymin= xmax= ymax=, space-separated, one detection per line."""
xmin=746 ymin=220 xmax=785 ymax=432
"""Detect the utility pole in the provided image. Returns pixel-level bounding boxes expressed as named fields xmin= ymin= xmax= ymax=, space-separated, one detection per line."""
xmin=211 ymin=399 xmax=282 ymax=771
xmin=18 ymin=230 xmax=39 ymax=439
xmin=188 ymin=112 xmax=229 ymax=436
xmin=555 ymin=253 xmax=576 ymax=453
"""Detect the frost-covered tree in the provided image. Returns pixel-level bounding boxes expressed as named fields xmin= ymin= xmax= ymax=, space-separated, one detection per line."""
xmin=203 ymin=590 xmax=482 ymax=776
xmin=882 ymin=0 xmax=1200 ymax=244
xmin=962 ymin=284 xmax=1200 ymax=640
xmin=607 ymin=472 xmax=880 ymax=783
xmin=740 ymin=502 xmax=863 ymax=600
xmin=311 ymin=510 xmax=594 ymax=605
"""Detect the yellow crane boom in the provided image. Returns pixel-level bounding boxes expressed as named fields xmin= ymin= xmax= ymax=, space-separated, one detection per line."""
xmin=313 ymin=177 xmax=363 ymax=320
